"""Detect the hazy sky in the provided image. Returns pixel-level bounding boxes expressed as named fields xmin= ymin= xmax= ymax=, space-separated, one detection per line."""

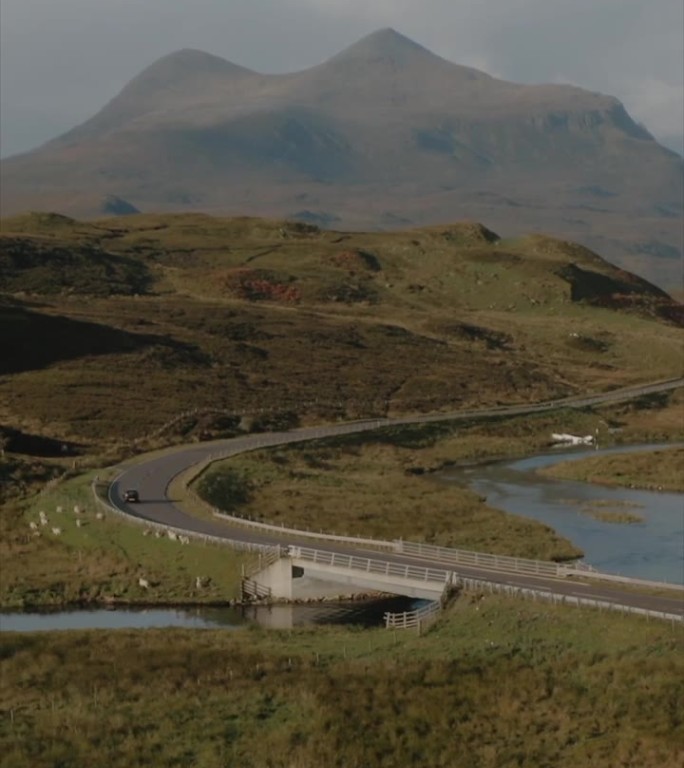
xmin=1 ymin=0 xmax=682 ymax=158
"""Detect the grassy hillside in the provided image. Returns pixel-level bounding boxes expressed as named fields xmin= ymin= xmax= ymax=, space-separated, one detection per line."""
xmin=2 ymin=598 xmax=682 ymax=768
xmin=1 ymin=212 xmax=681 ymax=456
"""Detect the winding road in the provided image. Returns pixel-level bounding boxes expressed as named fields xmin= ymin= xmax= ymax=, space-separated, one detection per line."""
xmin=108 ymin=378 xmax=684 ymax=617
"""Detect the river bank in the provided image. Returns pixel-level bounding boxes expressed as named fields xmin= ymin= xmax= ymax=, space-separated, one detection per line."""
xmin=539 ymin=445 xmax=684 ymax=492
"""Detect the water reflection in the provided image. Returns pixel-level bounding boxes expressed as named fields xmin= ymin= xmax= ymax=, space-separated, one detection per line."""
xmin=0 ymin=595 xmax=424 ymax=633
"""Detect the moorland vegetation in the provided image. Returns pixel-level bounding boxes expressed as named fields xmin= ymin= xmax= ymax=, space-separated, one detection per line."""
xmin=1 ymin=212 xmax=683 ymax=767
xmin=2 ymin=597 xmax=682 ymax=768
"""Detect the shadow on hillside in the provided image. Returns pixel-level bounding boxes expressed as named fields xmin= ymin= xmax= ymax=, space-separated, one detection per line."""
xmin=1 ymin=302 xmax=209 ymax=375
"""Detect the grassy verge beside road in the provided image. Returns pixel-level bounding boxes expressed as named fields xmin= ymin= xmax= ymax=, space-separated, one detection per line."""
xmin=2 ymin=596 xmax=682 ymax=768
xmin=0 ymin=469 xmax=251 ymax=608
xmin=199 ymin=435 xmax=581 ymax=561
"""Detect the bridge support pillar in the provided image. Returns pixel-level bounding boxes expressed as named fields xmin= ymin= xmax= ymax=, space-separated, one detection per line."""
xmin=252 ymin=557 xmax=294 ymax=600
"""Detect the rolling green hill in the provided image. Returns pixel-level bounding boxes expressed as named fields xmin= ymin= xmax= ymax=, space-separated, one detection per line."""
xmin=1 ymin=211 xmax=681 ymax=454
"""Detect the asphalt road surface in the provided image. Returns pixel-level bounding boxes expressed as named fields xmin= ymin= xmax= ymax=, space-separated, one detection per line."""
xmin=110 ymin=378 xmax=684 ymax=617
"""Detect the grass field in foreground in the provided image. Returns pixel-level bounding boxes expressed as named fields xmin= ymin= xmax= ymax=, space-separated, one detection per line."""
xmin=1 ymin=596 xmax=682 ymax=768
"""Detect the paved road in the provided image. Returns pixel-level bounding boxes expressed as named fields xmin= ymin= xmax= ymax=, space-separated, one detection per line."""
xmin=110 ymin=378 xmax=684 ymax=617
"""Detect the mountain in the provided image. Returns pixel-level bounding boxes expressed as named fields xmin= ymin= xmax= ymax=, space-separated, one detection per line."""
xmin=1 ymin=29 xmax=682 ymax=289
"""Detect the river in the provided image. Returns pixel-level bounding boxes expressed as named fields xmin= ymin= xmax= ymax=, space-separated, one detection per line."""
xmin=436 ymin=442 xmax=683 ymax=584
xmin=0 ymin=595 xmax=425 ymax=633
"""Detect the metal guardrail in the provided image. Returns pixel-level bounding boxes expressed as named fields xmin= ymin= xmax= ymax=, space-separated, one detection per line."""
xmin=397 ymin=541 xmax=684 ymax=591
xmin=214 ymin=510 xmax=396 ymax=550
xmin=454 ymin=577 xmax=684 ymax=624
xmin=397 ymin=541 xmax=566 ymax=578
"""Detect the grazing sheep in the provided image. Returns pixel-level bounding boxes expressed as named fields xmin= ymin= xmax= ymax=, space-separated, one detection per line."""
xmin=40 ymin=518 xmax=48 ymax=527
xmin=167 ymin=530 xmax=178 ymax=541
xmin=138 ymin=578 xmax=150 ymax=589
xmin=76 ymin=519 xmax=83 ymax=528
xmin=95 ymin=512 xmax=104 ymax=520
xmin=195 ymin=576 xmax=203 ymax=589
xmin=179 ymin=535 xmax=190 ymax=545
xmin=154 ymin=531 xmax=162 ymax=539
xmin=29 ymin=522 xmax=38 ymax=530
xmin=142 ymin=529 xmax=150 ymax=537
xmin=73 ymin=505 xmax=81 ymax=514
xmin=56 ymin=506 xmax=63 ymax=513
xmin=51 ymin=527 xmax=62 ymax=535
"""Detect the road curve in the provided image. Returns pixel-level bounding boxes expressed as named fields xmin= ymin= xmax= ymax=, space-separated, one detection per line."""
xmin=109 ymin=378 xmax=684 ymax=617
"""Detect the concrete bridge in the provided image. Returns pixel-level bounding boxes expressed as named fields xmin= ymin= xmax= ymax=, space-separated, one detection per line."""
xmin=249 ymin=545 xmax=457 ymax=601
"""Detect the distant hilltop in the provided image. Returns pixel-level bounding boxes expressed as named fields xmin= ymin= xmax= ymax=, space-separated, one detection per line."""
xmin=1 ymin=28 xmax=681 ymax=290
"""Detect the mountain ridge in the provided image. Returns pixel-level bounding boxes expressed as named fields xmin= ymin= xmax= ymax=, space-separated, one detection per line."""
xmin=1 ymin=28 xmax=681 ymax=290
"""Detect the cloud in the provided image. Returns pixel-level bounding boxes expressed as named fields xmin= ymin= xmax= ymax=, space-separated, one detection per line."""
xmin=621 ymin=78 xmax=684 ymax=144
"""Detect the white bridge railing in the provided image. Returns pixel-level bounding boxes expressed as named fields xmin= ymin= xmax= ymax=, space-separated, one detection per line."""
xmin=384 ymin=600 xmax=442 ymax=631
xmin=288 ymin=545 xmax=456 ymax=587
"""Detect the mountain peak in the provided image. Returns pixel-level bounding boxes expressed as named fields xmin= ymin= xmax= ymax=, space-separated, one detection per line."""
xmin=327 ymin=28 xmax=442 ymax=66
xmin=124 ymin=48 xmax=253 ymax=93
xmin=323 ymin=28 xmax=488 ymax=84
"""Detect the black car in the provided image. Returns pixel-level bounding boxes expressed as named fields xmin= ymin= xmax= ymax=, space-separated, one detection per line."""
xmin=123 ymin=489 xmax=140 ymax=503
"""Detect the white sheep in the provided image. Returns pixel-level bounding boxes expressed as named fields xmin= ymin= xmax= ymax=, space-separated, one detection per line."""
xmin=195 ymin=576 xmax=203 ymax=589
xmin=29 ymin=521 xmax=38 ymax=530
xmin=138 ymin=577 xmax=149 ymax=589
xmin=76 ymin=519 xmax=83 ymax=528
xmin=40 ymin=518 xmax=48 ymax=527
xmin=56 ymin=506 xmax=63 ymax=513
xmin=73 ymin=505 xmax=81 ymax=514
xmin=95 ymin=512 xmax=104 ymax=520
xmin=51 ymin=527 xmax=62 ymax=535
xmin=167 ymin=530 xmax=178 ymax=541
xmin=154 ymin=531 xmax=162 ymax=539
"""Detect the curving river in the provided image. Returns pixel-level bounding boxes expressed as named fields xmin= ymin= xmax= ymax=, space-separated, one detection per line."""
xmin=437 ymin=443 xmax=684 ymax=584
